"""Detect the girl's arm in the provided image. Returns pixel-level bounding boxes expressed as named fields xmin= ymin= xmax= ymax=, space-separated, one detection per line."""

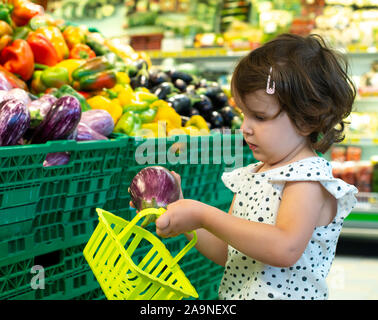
xmin=156 ymin=181 xmax=330 ymax=268
xmin=183 ymin=195 xmax=235 ymax=267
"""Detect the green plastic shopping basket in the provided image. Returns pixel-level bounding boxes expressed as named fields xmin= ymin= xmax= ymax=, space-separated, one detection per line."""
xmin=83 ymin=207 xmax=199 ymax=300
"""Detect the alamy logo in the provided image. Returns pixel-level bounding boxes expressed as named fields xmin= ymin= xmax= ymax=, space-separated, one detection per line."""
xmin=133 ymin=129 xmax=245 ymax=171
xmin=30 ymin=265 xmax=45 ymax=290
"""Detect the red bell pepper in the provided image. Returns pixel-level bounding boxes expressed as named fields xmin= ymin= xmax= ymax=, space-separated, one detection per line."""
xmin=27 ymin=31 xmax=59 ymax=66
xmin=0 ymin=39 xmax=34 ymax=81
xmin=69 ymin=43 xmax=96 ymax=60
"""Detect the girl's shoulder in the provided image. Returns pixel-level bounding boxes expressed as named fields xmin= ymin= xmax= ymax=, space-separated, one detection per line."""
xmin=221 ymin=162 xmax=261 ymax=192
xmin=266 ymin=156 xmax=333 ymax=181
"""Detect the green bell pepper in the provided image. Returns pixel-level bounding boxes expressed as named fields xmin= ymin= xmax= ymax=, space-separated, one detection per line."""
xmin=134 ymin=91 xmax=159 ymax=103
xmin=52 ymin=84 xmax=91 ymax=112
xmin=13 ymin=26 xmax=31 ymax=40
xmin=73 ymin=69 xmax=117 ymax=91
xmin=40 ymin=66 xmax=70 ymax=88
xmin=0 ymin=3 xmax=13 ymax=26
xmin=72 ymin=56 xmax=113 ymax=81
xmin=31 ymin=70 xmax=47 ymax=93
xmin=85 ymin=32 xmax=111 ymax=56
xmin=139 ymin=107 xmax=157 ymax=123
xmin=122 ymin=99 xmax=149 ymax=113
xmin=113 ymin=111 xmax=142 ymax=136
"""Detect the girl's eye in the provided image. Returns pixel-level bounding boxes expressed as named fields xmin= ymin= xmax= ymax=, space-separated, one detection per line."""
xmin=254 ymin=115 xmax=265 ymax=121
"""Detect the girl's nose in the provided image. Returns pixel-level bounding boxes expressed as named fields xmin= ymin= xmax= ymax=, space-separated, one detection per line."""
xmin=241 ymin=120 xmax=253 ymax=135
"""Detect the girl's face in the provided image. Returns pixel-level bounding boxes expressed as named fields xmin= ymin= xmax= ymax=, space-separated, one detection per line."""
xmin=237 ymin=89 xmax=312 ymax=166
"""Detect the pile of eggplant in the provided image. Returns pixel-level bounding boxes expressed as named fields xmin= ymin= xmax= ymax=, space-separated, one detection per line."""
xmin=129 ymin=61 xmax=243 ymax=130
xmin=0 ymin=88 xmax=115 ymax=165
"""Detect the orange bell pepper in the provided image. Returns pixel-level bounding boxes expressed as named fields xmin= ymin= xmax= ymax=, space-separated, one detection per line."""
xmin=69 ymin=43 xmax=96 ymax=60
xmin=0 ymin=39 xmax=34 ymax=81
xmin=11 ymin=0 xmax=45 ymax=27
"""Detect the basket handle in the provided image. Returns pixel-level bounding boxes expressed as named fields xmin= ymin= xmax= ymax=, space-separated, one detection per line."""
xmin=127 ymin=207 xmax=197 ymax=267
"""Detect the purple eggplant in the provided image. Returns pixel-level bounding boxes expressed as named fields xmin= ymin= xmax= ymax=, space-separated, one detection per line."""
xmin=67 ymin=127 xmax=78 ymax=140
xmin=4 ymin=88 xmax=32 ymax=106
xmin=129 ymin=166 xmax=181 ymax=227
xmin=0 ymin=90 xmax=9 ymax=104
xmin=75 ymin=122 xmax=108 ymax=141
xmin=0 ymin=98 xmax=30 ymax=146
xmin=80 ymin=109 xmax=114 ymax=137
xmin=43 ymin=152 xmax=70 ymax=167
xmin=28 ymin=94 xmax=58 ymax=129
xmin=31 ymin=96 xmax=82 ymax=144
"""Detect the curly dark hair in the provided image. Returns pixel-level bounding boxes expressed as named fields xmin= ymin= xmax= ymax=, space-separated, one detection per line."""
xmin=231 ymin=33 xmax=356 ymax=154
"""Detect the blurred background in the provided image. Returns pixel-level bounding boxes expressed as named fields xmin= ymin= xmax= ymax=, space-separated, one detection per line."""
xmin=7 ymin=0 xmax=378 ymax=300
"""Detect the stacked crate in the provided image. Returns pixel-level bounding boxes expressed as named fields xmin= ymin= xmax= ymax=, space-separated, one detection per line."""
xmin=0 ymin=137 xmax=128 ymax=300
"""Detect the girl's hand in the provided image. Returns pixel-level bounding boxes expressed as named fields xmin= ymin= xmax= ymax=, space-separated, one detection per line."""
xmin=170 ymin=170 xmax=184 ymax=199
xmin=155 ymin=199 xmax=206 ymax=238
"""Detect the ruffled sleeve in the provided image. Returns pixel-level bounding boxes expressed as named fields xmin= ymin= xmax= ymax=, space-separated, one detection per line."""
xmin=267 ymin=157 xmax=358 ymax=223
xmin=320 ymin=178 xmax=358 ymax=222
xmin=221 ymin=167 xmax=245 ymax=193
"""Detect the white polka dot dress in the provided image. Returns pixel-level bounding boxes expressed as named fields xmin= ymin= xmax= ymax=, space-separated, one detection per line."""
xmin=218 ymin=157 xmax=358 ymax=300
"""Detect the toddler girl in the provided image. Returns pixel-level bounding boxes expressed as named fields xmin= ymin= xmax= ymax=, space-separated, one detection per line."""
xmin=154 ymin=33 xmax=358 ymax=300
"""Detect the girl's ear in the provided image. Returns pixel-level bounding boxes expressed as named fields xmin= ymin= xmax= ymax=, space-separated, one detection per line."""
xmin=298 ymin=127 xmax=313 ymax=137
xmin=290 ymin=117 xmax=312 ymax=137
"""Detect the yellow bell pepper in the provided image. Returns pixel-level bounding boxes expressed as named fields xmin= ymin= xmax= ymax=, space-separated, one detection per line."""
xmin=55 ymin=58 xmax=85 ymax=82
xmin=86 ymin=95 xmax=122 ymax=124
xmin=116 ymin=71 xmax=130 ymax=85
xmin=110 ymin=98 xmax=123 ymax=124
xmin=185 ymin=115 xmax=210 ymax=134
xmin=183 ymin=126 xmax=202 ymax=136
xmin=135 ymin=122 xmax=167 ymax=138
xmin=116 ymin=84 xmax=134 ymax=107
xmin=62 ymin=25 xmax=87 ymax=50
xmin=104 ymin=38 xmax=138 ymax=61
xmin=167 ymin=127 xmax=187 ymax=137
xmin=153 ymin=100 xmax=182 ymax=132
xmin=168 ymin=126 xmax=201 ymax=136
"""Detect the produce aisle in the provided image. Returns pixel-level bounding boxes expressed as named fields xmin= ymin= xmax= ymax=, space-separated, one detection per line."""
xmin=0 ymin=0 xmax=377 ymax=301
xmin=327 ymin=238 xmax=378 ymax=300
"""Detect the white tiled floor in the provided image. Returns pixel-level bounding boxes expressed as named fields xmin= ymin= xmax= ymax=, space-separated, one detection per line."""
xmin=327 ymin=255 xmax=378 ymax=300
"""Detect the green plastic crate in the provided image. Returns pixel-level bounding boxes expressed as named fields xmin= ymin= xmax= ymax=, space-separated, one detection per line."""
xmin=0 ymin=243 xmax=96 ymax=299
xmin=6 ymin=269 xmax=100 ymax=300
xmin=0 ymin=137 xmax=128 ymax=267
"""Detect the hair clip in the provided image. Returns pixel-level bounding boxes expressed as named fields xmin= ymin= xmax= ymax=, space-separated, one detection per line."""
xmin=266 ymin=66 xmax=275 ymax=95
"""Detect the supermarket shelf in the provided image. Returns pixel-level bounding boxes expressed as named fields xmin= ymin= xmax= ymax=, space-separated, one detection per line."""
xmin=353 ymin=98 xmax=378 ymax=113
xmin=148 ymin=48 xmax=378 ymax=73
xmin=354 ymin=192 xmax=378 ymax=213
xmin=147 ymin=47 xmax=378 ymax=61
xmin=342 ymin=192 xmax=378 ymax=238
xmin=340 ymin=137 xmax=378 ymax=146
xmin=341 ymin=226 xmax=378 ymax=239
